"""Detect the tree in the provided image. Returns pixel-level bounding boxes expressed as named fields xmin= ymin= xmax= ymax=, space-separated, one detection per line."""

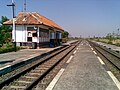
xmin=62 ymin=31 xmax=69 ymax=38
xmin=0 ymin=16 xmax=12 ymax=46
xmin=0 ymin=16 xmax=12 ymax=32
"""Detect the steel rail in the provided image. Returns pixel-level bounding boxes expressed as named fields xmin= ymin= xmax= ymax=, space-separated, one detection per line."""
xmin=89 ymin=41 xmax=120 ymax=71
xmin=95 ymin=42 xmax=120 ymax=58
xmin=0 ymin=46 xmax=65 ymax=76
xmin=25 ymin=42 xmax=79 ymax=90
xmin=0 ymin=46 xmax=70 ymax=89
xmin=0 ymin=41 xmax=80 ymax=89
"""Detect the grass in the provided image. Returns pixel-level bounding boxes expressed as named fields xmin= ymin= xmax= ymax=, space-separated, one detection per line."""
xmin=94 ymin=38 xmax=120 ymax=46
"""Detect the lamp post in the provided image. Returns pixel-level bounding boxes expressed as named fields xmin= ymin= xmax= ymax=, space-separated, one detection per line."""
xmin=7 ymin=0 xmax=16 ymax=52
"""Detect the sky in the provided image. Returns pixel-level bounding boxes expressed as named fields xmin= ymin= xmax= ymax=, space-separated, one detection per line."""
xmin=0 ymin=0 xmax=120 ymax=38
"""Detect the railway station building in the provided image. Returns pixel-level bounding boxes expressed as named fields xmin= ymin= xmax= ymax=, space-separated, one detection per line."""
xmin=4 ymin=12 xmax=64 ymax=48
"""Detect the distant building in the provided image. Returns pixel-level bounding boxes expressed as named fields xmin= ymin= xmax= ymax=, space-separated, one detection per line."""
xmin=4 ymin=12 xmax=64 ymax=48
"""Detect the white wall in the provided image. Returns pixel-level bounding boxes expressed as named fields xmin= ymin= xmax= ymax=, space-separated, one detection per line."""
xmin=14 ymin=25 xmax=62 ymax=43
xmin=15 ymin=25 xmax=27 ymax=42
xmin=32 ymin=37 xmax=37 ymax=42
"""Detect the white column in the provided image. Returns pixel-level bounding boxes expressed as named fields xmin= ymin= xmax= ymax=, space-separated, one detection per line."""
xmin=12 ymin=18 xmax=15 ymax=42
xmin=37 ymin=28 xmax=39 ymax=43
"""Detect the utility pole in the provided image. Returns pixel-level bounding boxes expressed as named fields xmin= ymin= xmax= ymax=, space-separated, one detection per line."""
xmin=24 ymin=0 xmax=26 ymax=12
xmin=23 ymin=0 xmax=27 ymax=43
xmin=7 ymin=0 xmax=16 ymax=52
xmin=117 ymin=28 xmax=119 ymax=38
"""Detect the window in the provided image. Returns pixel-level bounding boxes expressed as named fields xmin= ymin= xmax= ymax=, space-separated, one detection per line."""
xmin=33 ymin=32 xmax=37 ymax=37
xmin=27 ymin=27 xmax=34 ymax=31
xmin=27 ymin=27 xmax=37 ymax=37
xmin=27 ymin=37 xmax=32 ymax=42
xmin=28 ymin=32 xmax=32 ymax=37
xmin=56 ymin=33 xmax=59 ymax=39
xmin=39 ymin=28 xmax=49 ymax=38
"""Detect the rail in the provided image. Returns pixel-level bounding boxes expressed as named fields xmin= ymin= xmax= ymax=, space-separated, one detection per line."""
xmin=89 ymin=41 xmax=120 ymax=71
xmin=0 ymin=41 xmax=79 ymax=90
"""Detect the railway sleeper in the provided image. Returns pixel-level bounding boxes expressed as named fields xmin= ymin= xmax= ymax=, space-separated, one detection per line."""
xmin=18 ymin=77 xmax=35 ymax=82
xmin=35 ymin=67 xmax=48 ymax=70
xmin=10 ymin=82 xmax=29 ymax=87
xmin=25 ymin=73 xmax=40 ymax=76
xmin=30 ymin=69 xmax=45 ymax=73
xmin=10 ymin=86 xmax=26 ymax=89
xmin=23 ymin=76 xmax=37 ymax=79
xmin=15 ymin=80 xmax=31 ymax=84
xmin=0 ymin=43 xmax=78 ymax=90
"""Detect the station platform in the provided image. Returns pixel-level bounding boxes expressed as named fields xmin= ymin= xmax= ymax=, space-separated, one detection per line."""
xmin=46 ymin=40 xmax=119 ymax=90
xmin=62 ymin=40 xmax=78 ymax=46
xmin=0 ymin=48 xmax=53 ymax=62
xmin=0 ymin=40 xmax=78 ymax=71
xmin=0 ymin=47 xmax=59 ymax=69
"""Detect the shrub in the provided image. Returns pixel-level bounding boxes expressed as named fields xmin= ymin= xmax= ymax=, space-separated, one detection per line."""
xmin=6 ymin=43 xmax=13 ymax=48
xmin=62 ymin=38 xmax=68 ymax=43
xmin=0 ymin=44 xmax=2 ymax=47
xmin=116 ymin=43 xmax=120 ymax=46
xmin=107 ymin=41 xmax=113 ymax=44
xmin=0 ymin=46 xmax=21 ymax=54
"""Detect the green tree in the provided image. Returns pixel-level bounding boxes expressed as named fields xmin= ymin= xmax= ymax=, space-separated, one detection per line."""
xmin=106 ymin=33 xmax=113 ymax=41
xmin=0 ymin=16 xmax=12 ymax=32
xmin=62 ymin=31 xmax=69 ymax=38
xmin=0 ymin=16 xmax=12 ymax=46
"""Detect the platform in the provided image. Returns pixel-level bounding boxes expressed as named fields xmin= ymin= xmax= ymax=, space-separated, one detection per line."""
xmin=47 ymin=40 xmax=119 ymax=90
xmin=0 ymin=40 xmax=79 ymax=73
xmin=0 ymin=47 xmax=58 ymax=69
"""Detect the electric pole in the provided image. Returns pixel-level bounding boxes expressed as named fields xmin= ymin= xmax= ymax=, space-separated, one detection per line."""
xmin=117 ymin=28 xmax=119 ymax=38
xmin=7 ymin=0 xmax=16 ymax=52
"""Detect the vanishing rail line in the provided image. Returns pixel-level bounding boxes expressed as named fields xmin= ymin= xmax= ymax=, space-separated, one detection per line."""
xmin=0 ymin=41 xmax=79 ymax=90
xmin=89 ymin=41 xmax=120 ymax=71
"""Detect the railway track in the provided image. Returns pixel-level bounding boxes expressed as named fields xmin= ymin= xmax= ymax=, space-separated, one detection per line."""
xmin=89 ymin=41 xmax=120 ymax=80
xmin=0 ymin=41 xmax=79 ymax=90
xmin=90 ymin=41 xmax=120 ymax=70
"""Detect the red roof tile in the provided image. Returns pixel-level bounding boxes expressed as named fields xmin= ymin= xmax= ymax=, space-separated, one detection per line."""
xmin=4 ymin=12 xmax=63 ymax=31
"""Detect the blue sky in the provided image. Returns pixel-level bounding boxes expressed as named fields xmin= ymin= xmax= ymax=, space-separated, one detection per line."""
xmin=0 ymin=0 xmax=120 ymax=37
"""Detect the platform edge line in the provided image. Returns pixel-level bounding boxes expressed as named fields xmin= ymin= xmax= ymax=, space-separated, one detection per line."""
xmin=107 ymin=71 xmax=120 ymax=90
xmin=97 ymin=56 xmax=105 ymax=65
xmin=45 ymin=68 xmax=65 ymax=90
xmin=66 ymin=55 xmax=74 ymax=64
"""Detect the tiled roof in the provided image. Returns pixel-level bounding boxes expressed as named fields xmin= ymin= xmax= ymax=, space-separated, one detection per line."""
xmin=4 ymin=12 xmax=63 ymax=31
